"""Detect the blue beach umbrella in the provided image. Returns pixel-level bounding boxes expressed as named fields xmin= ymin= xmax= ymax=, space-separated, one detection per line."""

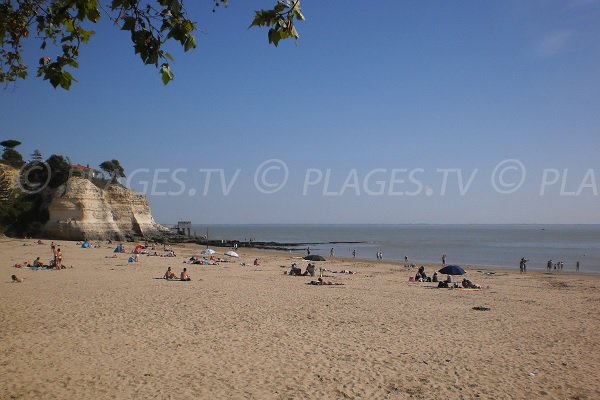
xmin=438 ymin=265 xmax=466 ymax=275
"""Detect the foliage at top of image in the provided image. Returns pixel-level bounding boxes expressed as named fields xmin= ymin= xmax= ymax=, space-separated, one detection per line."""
xmin=0 ymin=0 xmax=304 ymax=89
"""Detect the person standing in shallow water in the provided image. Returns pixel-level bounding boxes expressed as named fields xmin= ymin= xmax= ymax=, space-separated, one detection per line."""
xmin=442 ymin=254 xmax=446 ymax=266
xmin=330 ymin=248 xmax=334 ymax=258
xmin=576 ymin=261 xmax=580 ymax=272
xmin=352 ymin=249 xmax=356 ymax=258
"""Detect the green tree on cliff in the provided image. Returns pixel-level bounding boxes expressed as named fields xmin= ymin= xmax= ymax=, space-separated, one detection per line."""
xmin=1 ymin=140 xmax=25 ymax=168
xmin=1 ymin=0 xmax=305 ymax=89
xmin=31 ymin=149 xmax=43 ymax=161
xmin=100 ymin=159 xmax=125 ymax=183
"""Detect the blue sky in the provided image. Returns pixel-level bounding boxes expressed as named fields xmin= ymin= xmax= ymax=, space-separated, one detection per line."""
xmin=2 ymin=0 xmax=600 ymax=224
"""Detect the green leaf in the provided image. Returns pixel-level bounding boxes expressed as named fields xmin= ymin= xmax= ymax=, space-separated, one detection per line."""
xmin=294 ymin=9 xmax=305 ymax=21
xmin=160 ymin=63 xmax=174 ymax=85
xmin=268 ymin=29 xmax=281 ymax=47
xmin=121 ymin=17 xmax=136 ymax=31
xmin=183 ymin=35 xmax=196 ymax=51
xmin=111 ymin=0 xmax=124 ymax=10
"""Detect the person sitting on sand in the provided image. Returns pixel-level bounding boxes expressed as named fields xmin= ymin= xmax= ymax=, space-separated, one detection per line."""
xmin=288 ymin=263 xmax=302 ymax=276
xmin=303 ymin=263 xmax=316 ymax=276
xmin=180 ymin=268 xmax=191 ymax=281
xmin=11 ymin=274 xmax=24 ymax=283
xmin=461 ymin=278 xmax=481 ymax=289
xmin=432 ymin=272 xmax=438 ymax=282
xmin=163 ymin=267 xmax=177 ymax=280
xmin=445 ymin=274 xmax=453 ymax=283
xmin=33 ymin=257 xmax=44 ymax=268
xmin=253 ymin=258 xmax=260 ymax=266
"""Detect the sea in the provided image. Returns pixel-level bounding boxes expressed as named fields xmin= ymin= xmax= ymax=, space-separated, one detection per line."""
xmin=188 ymin=224 xmax=600 ymax=273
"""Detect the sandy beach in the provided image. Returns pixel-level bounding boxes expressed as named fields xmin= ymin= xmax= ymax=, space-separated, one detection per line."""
xmin=2 ymin=237 xmax=600 ymax=400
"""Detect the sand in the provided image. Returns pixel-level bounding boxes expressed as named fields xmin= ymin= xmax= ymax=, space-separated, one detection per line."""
xmin=1 ymin=237 xmax=600 ymax=399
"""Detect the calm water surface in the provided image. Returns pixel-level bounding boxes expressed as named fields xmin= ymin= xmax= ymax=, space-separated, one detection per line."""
xmin=187 ymin=224 xmax=600 ymax=273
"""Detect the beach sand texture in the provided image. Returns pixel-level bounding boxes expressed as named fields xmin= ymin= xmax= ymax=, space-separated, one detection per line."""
xmin=2 ymin=238 xmax=600 ymax=399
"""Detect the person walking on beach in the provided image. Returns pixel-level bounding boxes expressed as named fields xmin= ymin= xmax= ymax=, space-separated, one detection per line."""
xmin=352 ymin=249 xmax=356 ymax=259
xmin=404 ymin=256 xmax=408 ymax=266
xmin=330 ymin=248 xmax=335 ymax=258
xmin=576 ymin=261 xmax=580 ymax=272
xmin=519 ymin=258 xmax=524 ymax=273
xmin=307 ymin=247 xmax=310 ymax=255
xmin=523 ymin=258 xmax=528 ymax=273
xmin=442 ymin=254 xmax=446 ymax=266
xmin=547 ymin=260 xmax=552 ymax=271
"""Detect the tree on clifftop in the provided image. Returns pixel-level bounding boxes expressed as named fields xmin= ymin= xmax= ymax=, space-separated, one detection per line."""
xmin=100 ymin=159 xmax=125 ymax=183
xmin=1 ymin=0 xmax=305 ymax=89
xmin=0 ymin=140 xmax=25 ymax=168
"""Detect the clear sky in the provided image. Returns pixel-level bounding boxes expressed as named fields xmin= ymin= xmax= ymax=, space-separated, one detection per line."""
xmin=2 ymin=0 xmax=600 ymax=224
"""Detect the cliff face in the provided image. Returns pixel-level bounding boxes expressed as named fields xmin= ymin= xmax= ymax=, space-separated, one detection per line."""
xmin=43 ymin=177 xmax=170 ymax=241
xmin=0 ymin=163 xmax=19 ymax=189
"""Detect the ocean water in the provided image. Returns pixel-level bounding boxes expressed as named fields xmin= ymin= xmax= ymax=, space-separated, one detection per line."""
xmin=188 ymin=224 xmax=600 ymax=273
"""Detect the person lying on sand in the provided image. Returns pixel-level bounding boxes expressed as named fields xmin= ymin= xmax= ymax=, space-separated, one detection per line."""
xmin=105 ymin=255 xmax=118 ymax=258
xmin=307 ymin=277 xmax=344 ymax=286
xmin=322 ymin=268 xmax=356 ymax=274
xmin=11 ymin=274 xmax=24 ymax=283
xmin=180 ymin=268 xmax=191 ymax=281
xmin=163 ymin=267 xmax=177 ymax=280
xmin=13 ymin=261 xmax=29 ymax=268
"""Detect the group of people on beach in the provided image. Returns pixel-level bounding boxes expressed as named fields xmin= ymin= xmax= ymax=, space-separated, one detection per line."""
xmin=545 ymin=260 xmax=579 ymax=272
xmin=163 ymin=266 xmax=191 ymax=281
xmin=518 ymin=257 xmax=581 ymax=272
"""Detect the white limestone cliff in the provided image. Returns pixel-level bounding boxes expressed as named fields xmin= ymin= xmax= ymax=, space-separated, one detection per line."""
xmin=43 ymin=177 xmax=170 ymax=240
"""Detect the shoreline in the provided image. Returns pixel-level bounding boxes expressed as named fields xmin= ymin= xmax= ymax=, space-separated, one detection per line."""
xmin=8 ymin=235 xmax=596 ymax=275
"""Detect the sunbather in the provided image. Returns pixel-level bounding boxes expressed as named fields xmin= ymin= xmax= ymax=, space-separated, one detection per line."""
xmin=288 ymin=263 xmax=302 ymax=276
xmin=461 ymin=278 xmax=481 ymax=289
xmin=11 ymin=274 xmax=24 ymax=283
xmin=302 ymin=263 xmax=316 ymax=276
xmin=307 ymin=277 xmax=344 ymax=286
xmin=180 ymin=268 xmax=191 ymax=281
xmin=163 ymin=267 xmax=177 ymax=280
